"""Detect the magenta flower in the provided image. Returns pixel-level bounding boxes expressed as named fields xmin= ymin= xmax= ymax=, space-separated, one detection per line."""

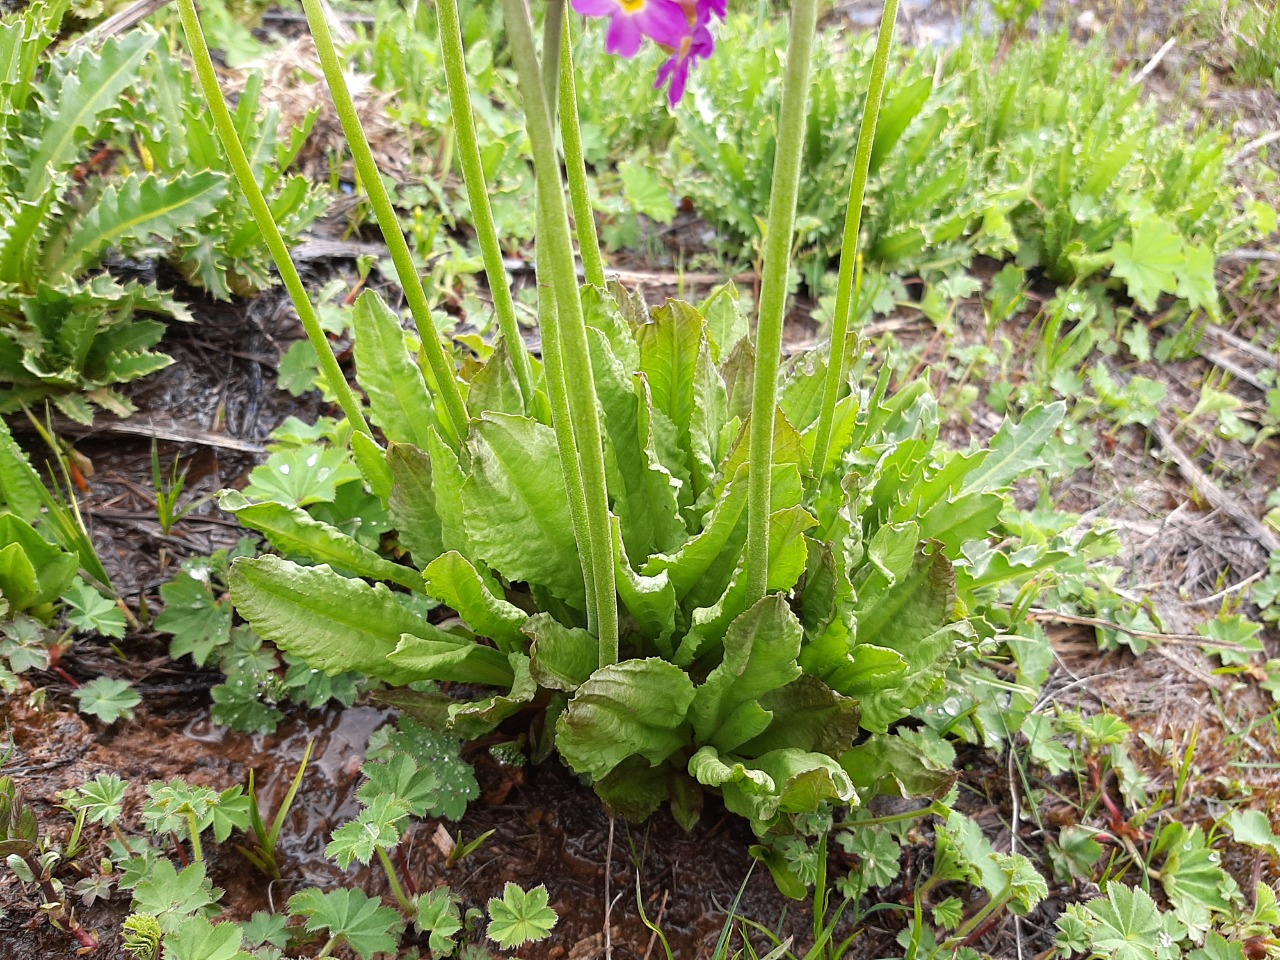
xmin=655 ymin=19 xmax=714 ymax=104
xmin=572 ymin=0 xmax=691 ymax=58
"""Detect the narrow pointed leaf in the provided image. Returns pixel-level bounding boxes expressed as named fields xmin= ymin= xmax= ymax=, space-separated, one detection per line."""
xmin=221 ymin=491 xmax=424 ymax=592
xmin=353 ymin=290 xmax=437 ymax=448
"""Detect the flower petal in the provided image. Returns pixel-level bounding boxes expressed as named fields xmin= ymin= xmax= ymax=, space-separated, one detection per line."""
xmin=572 ymin=0 xmax=618 ymax=17
xmin=606 ymin=14 xmax=644 ymax=57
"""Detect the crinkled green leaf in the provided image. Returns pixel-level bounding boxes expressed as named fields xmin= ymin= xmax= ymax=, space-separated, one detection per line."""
xmin=423 ymin=551 xmax=527 ymax=651
xmin=526 ymin=613 xmax=598 ymax=691
xmin=352 ymin=289 xmax=436 ymax=447
xmin=690 ymin=596 xmax=803 ymax=753
xmin=220 ymin=490 xmax=424 ymax=592
xmin=840 ymin=733 xmax=956 ymax=800
xmin=556 ymin=658 xmax=695 ymax=780
xmin=229 ymin=556 xmax=449 ymax=684
xmin=461 ymin=414 xmax=585 ymax=606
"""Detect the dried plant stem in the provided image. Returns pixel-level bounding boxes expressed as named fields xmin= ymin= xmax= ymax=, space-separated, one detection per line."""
xmin=744 ymin=0 xmax=820 ymax=605
xmin=300 ymin=0 xmax=470 ymax=446
xmin=176 ymin=0 xmax=371 ymax=439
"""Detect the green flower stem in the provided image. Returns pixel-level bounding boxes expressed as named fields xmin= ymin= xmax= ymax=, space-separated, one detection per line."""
xmin=375 ymin=845 xmax=414 ymax=915
xmin=299 ymin=0 xmax=470 ymax=447
xmin=434 ymin=0 xmax=534 ymax=408
xmin=560 ymin=17 xmax=605 ymax=288
xmin=541 ymin=0 xmax=565 ymax=109
xmin=809 ymin=0 xmax=901 ymax=477
xmin=536 ymin=194 xmax=599 ymax=635
xmin=176 ymin=0 xmax=371 ymax=439
xmin=535 ymin=0 xmax=599 ymax=633
xmin=500 ymin=0 xmax=619 ymax=665
xmin=832 ymin=800 xmax=949 ymax=831
xmin=744 ymin=0 xmax=820 ymax=605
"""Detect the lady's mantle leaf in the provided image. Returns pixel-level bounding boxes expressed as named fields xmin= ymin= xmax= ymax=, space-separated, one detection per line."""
xmin=241 ymin=445 xmax=360 ymax=506
xmin=288 ymin=887 xmax=406 ymax=960
xmin=486 ymin=883 xmax=557 ymax=950
xmin=556 ymin=658 xmax=695 ymax=780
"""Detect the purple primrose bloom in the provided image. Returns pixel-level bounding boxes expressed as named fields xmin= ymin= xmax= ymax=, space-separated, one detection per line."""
xmin=572 ymin=0 xmax=691 ymax=58
xmin=574 ymin=0 xmax=726 ymax=104
xmin=655 ymin=18 xmax=714 ymax=104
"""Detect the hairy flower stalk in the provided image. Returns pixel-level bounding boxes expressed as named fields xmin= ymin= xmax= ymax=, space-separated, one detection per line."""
xmin=536 ymin=0 xmax=602 ymax=633
xmin=561 ymin=16 xmax=606 ymax=288
xmin=176 ymin=0 xmax=372 ymax=440
xmin=299 ymin=0 xmax=470 ymax=448
xmin=435 ymin=0 xmax=535 ymax=409
xmin=501 ymin=0 xmax=620 ymax=664
xmin=743 ymin=0 xmax=820 ymax=606
xmin=810 ymin=0 xmax=902 ymax=477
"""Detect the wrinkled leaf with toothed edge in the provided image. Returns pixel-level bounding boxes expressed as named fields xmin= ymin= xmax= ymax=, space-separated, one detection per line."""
xmin=461 ymin=414 xmax=585 ymax=607
xmin=556 ymin=658 xmax=695 ymax=781
xmin=229 ymin=556 xmax=481 ymax=685
xmin=423 ymin=551 xmax=527 ymax=652
xmin=353 ymin=289 xmax=436 ymax=448
xmin=689 ymin=596 xmax=803 ymax=753
xmin=220 ymin=490 xmax=424 ymax=593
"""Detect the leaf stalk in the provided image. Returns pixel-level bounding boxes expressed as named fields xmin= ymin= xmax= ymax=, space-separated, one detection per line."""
xmin=434 ymin=0 xmax=535 ymax=407
xmin=299 ymin=0 xmax=471 ymax=447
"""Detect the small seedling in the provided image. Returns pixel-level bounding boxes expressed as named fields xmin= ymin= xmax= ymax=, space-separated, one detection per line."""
xmin=150 ymin=440 xmax=208 ymax=535
xmin=240 ymin=739 xmax=313 ymax=880
xmin=0 ymin=776 xmax=99 ymax=953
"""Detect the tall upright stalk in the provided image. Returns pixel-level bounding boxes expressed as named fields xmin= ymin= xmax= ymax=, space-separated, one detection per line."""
xmin=809 ymin=0 xmax=901 ymax=477
xmin=535 ymin=196 xmax=598 ymax=634
xmin=743 ymin=0 xmax=820 ymax=606
xmin=435 ymin=0 xmax=534 ymax=408
xmin=299 ymin=0 xmax=470 ymax=447
xmin=560 ymin=17 xmax=606 ymax=289
xmin=500 ymin=0 xmax=619 ymax=664
xmin=176 ymin=0 xmax=371 ymax=439
xmin=533 ymin=0 xmax=599 ymax=633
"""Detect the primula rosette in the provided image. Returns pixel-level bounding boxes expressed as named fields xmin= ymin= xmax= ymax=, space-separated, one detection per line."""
xmin=572 ymin=0 xmax=726 ymax=103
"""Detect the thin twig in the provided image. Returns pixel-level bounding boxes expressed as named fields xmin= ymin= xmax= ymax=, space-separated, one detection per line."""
xmin=1131 ymin=36 xmax=1176 ymax=84
xmin=1005 ymin=604 xmax=1246 ymax=649
xmin=1148 ymin=420 xmax=1280 ymax=555
xmin=1233 ymin=129 xmax=1280 ymax=165
xmin=1184 ymin=569 xmax=1267 ymax=607
xmin=603 ymin=817 xmax=615 ymax=960
xmin=1204 ymin=324 xmax=1279 ymax=368
xmin=69 ymin=0 xmax=172 ymax=46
